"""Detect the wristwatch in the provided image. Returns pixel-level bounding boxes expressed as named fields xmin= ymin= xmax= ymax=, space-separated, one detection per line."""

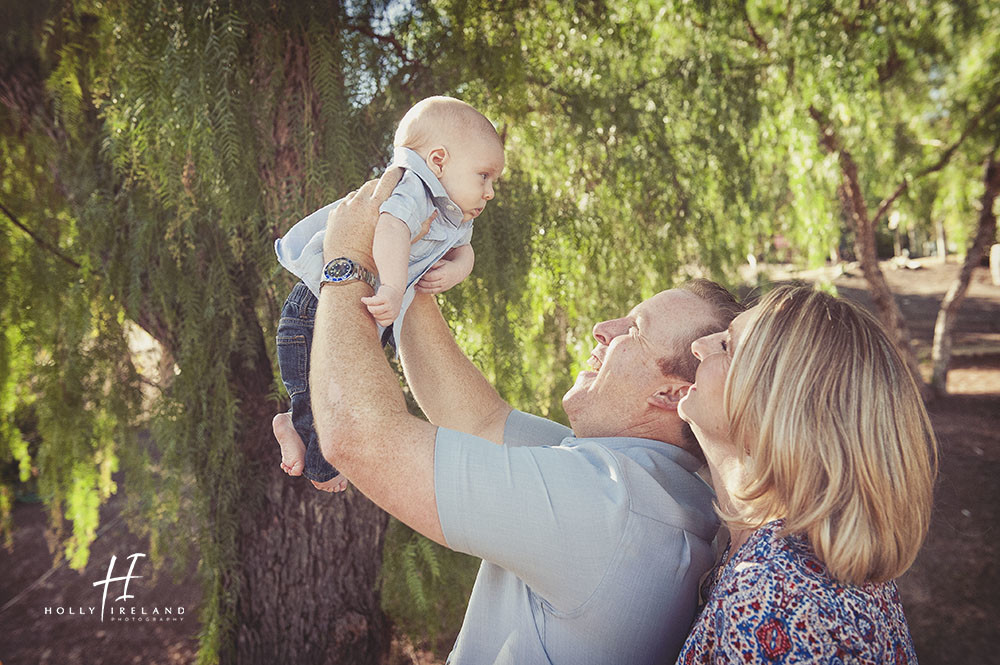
xmin=320 ymin=257 xmax=377 ymax=292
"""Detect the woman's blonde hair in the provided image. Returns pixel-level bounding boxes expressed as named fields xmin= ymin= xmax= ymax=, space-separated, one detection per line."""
xmin=725 ymin=285 xmax=937 ymax=585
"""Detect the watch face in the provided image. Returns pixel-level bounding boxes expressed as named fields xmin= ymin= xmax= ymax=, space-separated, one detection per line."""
xmin=325 ymin=258 xmax=352 ymax=282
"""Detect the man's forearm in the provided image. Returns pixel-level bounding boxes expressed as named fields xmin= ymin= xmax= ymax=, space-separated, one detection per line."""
xmin=398 ymin=292 xmax=511 ymax=444
xmin=311 ymin=280 xmax=445 ymax=544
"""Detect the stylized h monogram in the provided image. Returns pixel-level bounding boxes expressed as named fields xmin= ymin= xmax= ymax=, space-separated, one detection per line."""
xmin=92 ymin=553 xmax=145 ymax=622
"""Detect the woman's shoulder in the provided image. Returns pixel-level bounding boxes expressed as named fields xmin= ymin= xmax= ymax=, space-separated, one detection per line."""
xmin=710 ymin=520 xmax=917 ymax=663
xmin=725 ymin=521 xmax=901 ymax=609
xmin=735 ymin=520 xmax=831 ymax=583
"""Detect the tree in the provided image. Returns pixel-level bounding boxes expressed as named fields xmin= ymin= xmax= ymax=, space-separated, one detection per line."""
xmin=725 ymin=0 xmax=1000 ymax=395
xmin=4 ymin=1 xmax=995 ymax=661
xmin=2 ymin=2 xmax=772 ymax=659
xmin=931 ymin=149 xmax=1000 ymax=394
xmin=2 ymin=2 xmax=410 ymax=662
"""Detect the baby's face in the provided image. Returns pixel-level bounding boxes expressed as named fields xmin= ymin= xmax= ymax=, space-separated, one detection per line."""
xmin=437 ymin=135 xmax=505 ymax=222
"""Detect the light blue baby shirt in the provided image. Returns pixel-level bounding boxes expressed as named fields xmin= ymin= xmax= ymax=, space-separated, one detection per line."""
xmin=434 ymin=410 xmax=720 ymax=665
xmin=274 ymin=147 xmax=474 ymax=348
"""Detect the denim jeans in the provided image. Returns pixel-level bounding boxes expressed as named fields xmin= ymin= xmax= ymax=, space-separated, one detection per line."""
xmin=276 ymin=282 xmax=339 ymax=482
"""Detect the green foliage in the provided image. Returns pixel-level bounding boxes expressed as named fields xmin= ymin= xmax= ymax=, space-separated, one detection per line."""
xmin=380 ymin=519 xmax=479 ymax=652
xmin=1 ymin=89 xmax=141 ymax=564
xmin=742 ymin=0 xmax=1000 ymax=259
xmin=3 ymin=1 xmax=398 ymax=659
xmin=3 ymin=0 xmax=998 ymax=661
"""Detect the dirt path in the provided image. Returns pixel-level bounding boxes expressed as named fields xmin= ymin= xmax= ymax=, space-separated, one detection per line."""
xmin=0 ymin=490 xmax=201 ymax=663
xmin=1 ymin=260 xmax=997 ymax=665
xmin=834 ymin=261 xmax=1000 ymax=665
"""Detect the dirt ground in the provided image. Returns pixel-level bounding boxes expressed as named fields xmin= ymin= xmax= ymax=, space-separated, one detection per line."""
xmin=0 ymin=259 xmax=997 ymax=665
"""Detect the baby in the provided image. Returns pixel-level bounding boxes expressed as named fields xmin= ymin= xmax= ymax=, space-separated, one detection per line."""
xmin=273 ymin=96 xmax=505 ymax=491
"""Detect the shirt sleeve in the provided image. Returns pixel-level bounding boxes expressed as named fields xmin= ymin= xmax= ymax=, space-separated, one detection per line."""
xmin=434 ymin=426 xmax=628 ymax=612
xmin=378 ymin=170 xmax=434 ymax=241
xmin=502 ymin=409 xmax=573 ymax=448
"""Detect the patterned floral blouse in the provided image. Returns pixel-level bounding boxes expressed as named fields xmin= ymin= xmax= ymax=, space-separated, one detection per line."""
xmin=676 ymin=520 xmax=918 ymax=664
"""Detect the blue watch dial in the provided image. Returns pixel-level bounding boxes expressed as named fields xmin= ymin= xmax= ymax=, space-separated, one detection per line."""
xmin=321 ymin=257 xmax=377 ymax=291
xmin=324 ymin=258 xmax=352 ymax=282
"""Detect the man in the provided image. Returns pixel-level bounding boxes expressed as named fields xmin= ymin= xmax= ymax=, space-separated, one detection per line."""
xmin=274 ymin=170 xmax=743 ymax=664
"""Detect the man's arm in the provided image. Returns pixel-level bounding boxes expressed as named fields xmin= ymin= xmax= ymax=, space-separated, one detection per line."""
xmin=311 ymin=172 xmax=445 ymax=545
xmin=398 ymin=292 xmax=512 ymax=444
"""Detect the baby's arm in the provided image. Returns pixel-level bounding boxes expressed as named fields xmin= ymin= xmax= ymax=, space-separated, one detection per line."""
xmin=415 ymin=244 xmax=475 ymax=294
xmin=361 ymin=213 xmax=410 ymax=326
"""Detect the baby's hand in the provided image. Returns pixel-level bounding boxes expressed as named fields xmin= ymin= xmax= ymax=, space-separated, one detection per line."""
xmin=361 ymin=284 xmax=404 ymax=326
xmin=415 ymin=258 xmax=473 ymax=294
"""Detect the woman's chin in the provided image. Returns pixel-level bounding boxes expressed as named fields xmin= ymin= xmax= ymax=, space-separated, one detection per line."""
xmin=677 ymin=392 xmax=695 ymax=424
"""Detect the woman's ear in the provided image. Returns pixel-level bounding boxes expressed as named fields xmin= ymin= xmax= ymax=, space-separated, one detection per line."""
xmin=427 ymin=146 xmax=448 ymax=176
xmin=647 ymin=383 xmax=692 ymax=412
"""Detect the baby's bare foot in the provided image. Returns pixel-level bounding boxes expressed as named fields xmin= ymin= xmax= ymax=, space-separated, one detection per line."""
xmin=310 ymin=474 xmax=349 ymax=493
xmin=272 ymin=412 xmax=305 ymax=476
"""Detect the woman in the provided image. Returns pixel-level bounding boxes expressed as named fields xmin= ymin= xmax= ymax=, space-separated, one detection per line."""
xmin=676 ymin=285 xmax=937 ymax=664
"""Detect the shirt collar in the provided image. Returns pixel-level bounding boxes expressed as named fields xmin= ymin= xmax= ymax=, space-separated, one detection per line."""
xmin=391 ymin=146 xmax=450 ymax=200
xmin=581 ymin=436 xmax=706 ymax=473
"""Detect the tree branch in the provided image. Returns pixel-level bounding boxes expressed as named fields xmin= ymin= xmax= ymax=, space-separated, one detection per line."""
xmin=0 ymin=199 xmax=81 ymax=269
xmin=0 ymin=203 xmax=179 ymax=352
xmin=343 ymin=21 xmax=424 ymax=71
xmin=744 ymin=11 xmax=769 ymax=53
xmin=872 ymin=92 xmax=1000 ymax=225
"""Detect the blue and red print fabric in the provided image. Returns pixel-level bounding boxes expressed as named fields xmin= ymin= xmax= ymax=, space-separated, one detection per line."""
xmin=676 ymin=520 xmax=918 ymax=664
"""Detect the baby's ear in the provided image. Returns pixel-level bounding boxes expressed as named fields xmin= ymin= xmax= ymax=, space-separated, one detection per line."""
xmin=647 ymin=382 xmax=691 ymax=412
xmin=427 ymin=146 xmax=448 ymax=175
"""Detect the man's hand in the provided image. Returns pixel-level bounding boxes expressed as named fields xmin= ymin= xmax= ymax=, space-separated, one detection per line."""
xmin=322 ymin=168 xmax=404 ymax=270
xmin=322 ymin=167 xmax=436 ymax=270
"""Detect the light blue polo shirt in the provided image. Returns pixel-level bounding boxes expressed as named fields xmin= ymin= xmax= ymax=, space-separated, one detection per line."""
xmin=434 ymin=410 xmax=719 ymax=665
xmin=273 ymin=147 xmax=474 ymax=348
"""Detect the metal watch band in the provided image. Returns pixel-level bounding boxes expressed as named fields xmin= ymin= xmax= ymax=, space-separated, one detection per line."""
xmin=320 ymin=257 xmax=377 ymax=292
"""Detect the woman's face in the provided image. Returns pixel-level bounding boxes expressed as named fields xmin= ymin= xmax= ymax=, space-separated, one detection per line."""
xmin=678 ymin=308 xmax=755 ymax=440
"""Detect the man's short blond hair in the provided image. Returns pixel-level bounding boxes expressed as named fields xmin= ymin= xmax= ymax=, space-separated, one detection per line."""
xmin=725 ymin=285 xmax=937 ymax=585
xmin=394 ymin=96 xmax=500 ymax=152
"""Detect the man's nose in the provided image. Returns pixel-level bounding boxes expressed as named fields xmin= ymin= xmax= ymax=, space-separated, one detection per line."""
xmin=593 ymin=318 xmax=628 ymax=346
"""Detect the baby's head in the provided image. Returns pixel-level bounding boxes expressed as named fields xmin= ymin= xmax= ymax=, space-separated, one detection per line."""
xmin=395 ymin=96 xmax=505 ymax=222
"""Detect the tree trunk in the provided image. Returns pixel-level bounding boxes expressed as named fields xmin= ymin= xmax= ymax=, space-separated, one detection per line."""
xmin=7 ymin=8 xmax=396 ymax=663
xmin=219 ymin=301 xmax=390 ymax=664
xmin=223 ymin=31 xmax=391 ymax=664
xmin=810 ymin=109 xmax=929 ymax=398
xmin=936 ymin=219 xmax=948 ymax=262
xmin=834 ymin=146 xmax=929 ymax=397
xmin=233 ymin=394 xmax=390 ymax=664
xmin=930 ymin=154 xmax=1000 ymax=396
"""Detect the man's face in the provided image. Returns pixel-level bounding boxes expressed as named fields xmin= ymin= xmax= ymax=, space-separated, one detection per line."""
xmin=562 ymin=289 xmax=719 ymax=440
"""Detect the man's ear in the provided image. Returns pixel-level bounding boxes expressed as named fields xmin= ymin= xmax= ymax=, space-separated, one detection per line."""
xmin=427 ymin=146 xmax=448 ymax=176
xmin=647 ymin=382 xmax=691 ymax=412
